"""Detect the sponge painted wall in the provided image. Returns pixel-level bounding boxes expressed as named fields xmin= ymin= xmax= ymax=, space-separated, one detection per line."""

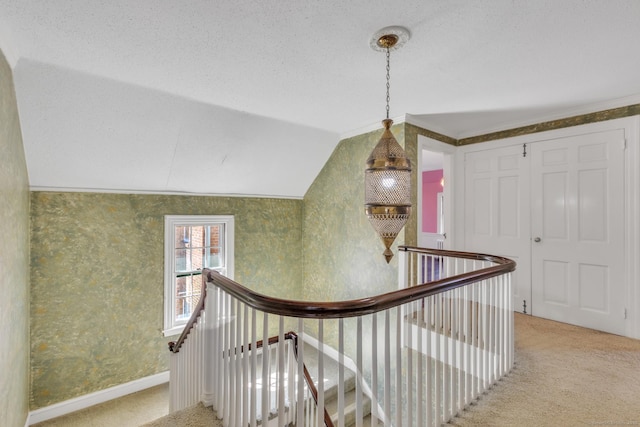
xmin=0 ymin=49 xmax=30 ymax=427
xmin=302 ymin=123 xmax=412 ymax=352
xmin=29 ymin=192 xmax=303 ymax=408
xmin=303 ymin=123 xmax=408 ymax=302
xmin=27 ymin=119 xmax=446 ymax=410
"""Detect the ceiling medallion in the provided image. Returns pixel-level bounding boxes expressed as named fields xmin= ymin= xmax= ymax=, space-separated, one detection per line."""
xmin=369 ymin=26 xmax=411 ymax=52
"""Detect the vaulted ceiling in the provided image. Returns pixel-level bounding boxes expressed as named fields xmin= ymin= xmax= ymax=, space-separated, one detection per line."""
xmin=2 ymin=1 xmax=640 ymax=197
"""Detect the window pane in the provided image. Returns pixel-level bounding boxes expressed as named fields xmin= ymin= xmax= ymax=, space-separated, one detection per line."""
xmin=206 ymin=247 xmax=222 ymax=268
xmin=175 ymin=276 xmax=188 ymax=320
xmin=208 ymin=225 xmax=222 ymax=247
xmin=175 ymin=226 xmax=190 ymax=248
xmin=191 ymin=248 xmax=205 ymax=271
xmin=175 ymin=248 xmax=187 ymax=272
xmin=190 ymin=226 xmax=205 ymax=248
xmin=174 ymin=274 xmax=203 ymax=322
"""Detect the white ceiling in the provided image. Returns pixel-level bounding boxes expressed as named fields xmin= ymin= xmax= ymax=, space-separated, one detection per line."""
xmin=2 ymin=1 xmax=640 ymax=197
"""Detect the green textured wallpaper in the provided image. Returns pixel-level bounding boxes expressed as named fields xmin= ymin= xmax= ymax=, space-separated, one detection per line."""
xmin=30 ymin=192 xmax=303 ymax=408
xmin=301 ymin=122 xmax=428 ymax=298
xmin=303 ymin=123 xmax=406 ymax=301
xmin=301 ymin=122 xmax=416 ymax=350
xmin=0 ymin=50 xmax=31 ymax=427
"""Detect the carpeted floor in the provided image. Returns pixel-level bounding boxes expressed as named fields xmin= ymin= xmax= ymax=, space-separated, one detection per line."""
xmin=31 ymin=383 xmax=171 ymax=427
xmin=448 ymin=313 xmax=640 ymax=426
xmin=140 ymin=402 xmax=219 ymax=427
xmin=35 ymin=313 xmax=640 ymax=426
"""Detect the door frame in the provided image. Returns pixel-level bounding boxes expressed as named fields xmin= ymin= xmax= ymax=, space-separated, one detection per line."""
xmin=454 ymin=115 xmax=640 ymax=339
xmin=417 ymin=135 xmax=456 ymax=249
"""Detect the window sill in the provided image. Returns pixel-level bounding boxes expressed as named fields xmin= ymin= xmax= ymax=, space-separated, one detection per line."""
xmin=163 ymin=325 xmax=186 ymax=337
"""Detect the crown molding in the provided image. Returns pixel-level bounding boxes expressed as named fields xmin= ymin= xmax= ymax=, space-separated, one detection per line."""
xmin=29 ymin=186 xmax=303 ymax=200
xmin=341 ymin=94 xmax=640 ymax=143
xmin=455 ymin=93 xmax=640 ymax=140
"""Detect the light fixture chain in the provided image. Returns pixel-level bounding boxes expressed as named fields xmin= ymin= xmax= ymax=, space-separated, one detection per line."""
xmin=385 ymin=47 xmax=391 ymax=119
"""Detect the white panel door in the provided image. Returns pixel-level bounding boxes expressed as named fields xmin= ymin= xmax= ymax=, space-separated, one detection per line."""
xmin=530 ymin=130 xmax=626 ymax=335
xmin=464 ymin=145 xmax=531 ymax=313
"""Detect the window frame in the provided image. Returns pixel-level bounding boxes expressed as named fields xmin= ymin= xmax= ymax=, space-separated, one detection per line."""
xmin=163 ymin=215 xmax=234 ymax=336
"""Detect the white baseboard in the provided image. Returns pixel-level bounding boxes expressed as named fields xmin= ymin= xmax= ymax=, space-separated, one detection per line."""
xmin=27 ymin=371 xmax=169 ymax=425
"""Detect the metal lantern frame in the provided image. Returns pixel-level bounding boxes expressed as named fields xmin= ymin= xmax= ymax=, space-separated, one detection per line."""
xmin=365 ymin=28 xmax=412 ymax=263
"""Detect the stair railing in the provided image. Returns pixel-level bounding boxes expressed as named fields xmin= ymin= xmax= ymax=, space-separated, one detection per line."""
xmin=168 ymin=246 xmax=515 ymax=426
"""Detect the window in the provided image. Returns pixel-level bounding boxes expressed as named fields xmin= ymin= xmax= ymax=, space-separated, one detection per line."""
xmin=164 ymin=215 xmax=234 ymax=336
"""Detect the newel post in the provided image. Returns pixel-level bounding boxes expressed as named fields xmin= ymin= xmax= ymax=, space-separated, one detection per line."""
xmin=201 ymin=282 xmax=216 ymax=406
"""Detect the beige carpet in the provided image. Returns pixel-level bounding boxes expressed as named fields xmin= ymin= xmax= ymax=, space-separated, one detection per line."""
xmin=144 ymin=314 xmax=640 ymax=426
xmin=449 ymin=313 xmax=640 ymax=426
xmin=32 ymin=384 xmax=171 ymax=427
xmin=140 ymin=403 xmax=220 ymax=427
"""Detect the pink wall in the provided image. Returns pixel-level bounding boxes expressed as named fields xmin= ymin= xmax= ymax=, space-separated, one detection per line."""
xmin=422 ymin=169 xmax=443 ymax=233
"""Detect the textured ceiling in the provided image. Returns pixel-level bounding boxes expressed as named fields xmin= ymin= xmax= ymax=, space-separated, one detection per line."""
xmin=2 ymin=1 xmax=640 ymax=197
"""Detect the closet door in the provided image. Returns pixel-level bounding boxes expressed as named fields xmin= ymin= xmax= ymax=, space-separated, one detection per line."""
xmin=464 ymin=145 xmax=531 ymax=313
xmin=530 ymin=129 xmax=626 ymax=335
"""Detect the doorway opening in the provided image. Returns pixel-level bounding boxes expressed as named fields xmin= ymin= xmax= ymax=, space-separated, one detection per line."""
xmin=417 ymin=135 xmax=455 ymax=249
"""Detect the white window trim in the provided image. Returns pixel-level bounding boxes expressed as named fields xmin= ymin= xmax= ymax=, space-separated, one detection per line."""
xmin=163 ymin=215 xmax=234 ymax=337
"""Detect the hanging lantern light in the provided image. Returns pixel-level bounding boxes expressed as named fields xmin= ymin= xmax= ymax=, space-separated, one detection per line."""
xmin=365 ymin=27 xmax=412 ymax=263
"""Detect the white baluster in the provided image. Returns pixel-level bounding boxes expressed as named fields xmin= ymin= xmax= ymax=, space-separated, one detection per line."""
xmin=356 ymin=316 xmax=363 ymax=427
xmin=451 ymin=287 xmax=459 ymax=416
xmin=297 ymin=319 xmax=305 ymax=426
xmin=435 ymin=292 xmax=442 ymax=425
xmin=493 ymin=274 xmax=498 ymax=378
xmin=221 ymin=294 xmax=229 ymax=426
xmin=317 ymin=319 xmax=324 ymax=427
xmin=287 ymin=337 xmax=295 ymax=426
xmin=463 ymin=274 xmax=471 ymax=407
xmin=338 ymin=318 xmax=344 ymax=427
xmin=218 ymin=289 xmax=225 ymax=419
xmin=277 ymin=317 xmax=285 ymax=424
xmin=188 ymin=326 xmax=194 ymax=406
xmin=206 ymin=286 xmax=221 ymax=411
xmin=250 ymin=308 xmax=257 ymax=427
xmin=384 ymin=310 xmax=391 ymax=425
xmin=234 ymin=300 xmax=242 ymax=426
xmin=228 ymin=298 xmax=236 ymax=427
xmin=482 ymin=278 xmax=489 ymax=391
xmin=261 ymin=312 xmax=269 ymax=426
xmin=406 ymin=298 xmax=413 ymax=427
xmin=472 ymin=280 xmax=479 ymax=400
xmin=425 ymin=295 xmax=432 ymax=426
xmin=242 ymin=304 xmax=249 ymax=427
xmin=444 ymin=289 xmax=450 ymax=420
xmin=371 ymin=313 xmax=378 ymax=424
xmin=499 ymin=275 xmax=505 ymax=376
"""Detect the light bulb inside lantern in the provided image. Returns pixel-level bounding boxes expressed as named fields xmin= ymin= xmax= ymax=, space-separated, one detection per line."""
xmin=382 ymin=177 xmax=396 ymax=188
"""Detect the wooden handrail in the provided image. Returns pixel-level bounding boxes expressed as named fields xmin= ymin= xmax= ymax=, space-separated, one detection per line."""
xmin=170 ymin=246 xmax=515 ymax=352
xmin=168 ymin=246 xmax=515 ymax=426
xmin=167 ymin=278 xmax=207 ymax=353
xmin=200 ymin=246 xmax=514 ymax=319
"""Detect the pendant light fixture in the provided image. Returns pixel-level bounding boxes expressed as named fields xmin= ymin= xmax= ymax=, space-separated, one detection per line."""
xmin=365 ymin=26 xmax=412 ymax=263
